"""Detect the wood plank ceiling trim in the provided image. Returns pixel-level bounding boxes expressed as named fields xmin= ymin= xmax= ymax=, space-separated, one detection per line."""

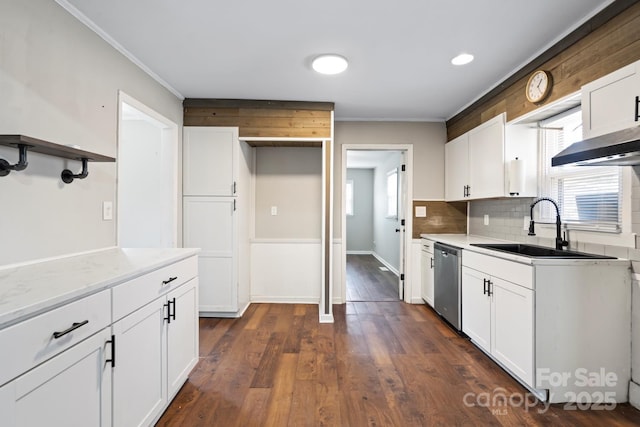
xmin=446 ymin=0 xmax=640 ymax=141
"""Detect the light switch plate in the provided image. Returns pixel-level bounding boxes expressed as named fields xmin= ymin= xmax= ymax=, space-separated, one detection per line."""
xmin=415 ymin=206 xmax=427 ymax=217
xmin=484 ymin=214 xmax=489 ymax=226
xmin=271 ymin=206 xmax=278 ymax=216
xmin=103 ymin=201 xmax=113 ymax=221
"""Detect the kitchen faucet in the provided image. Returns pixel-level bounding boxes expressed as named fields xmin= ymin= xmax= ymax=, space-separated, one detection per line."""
xmin=528 ymin=197 xmax=569 ymax=250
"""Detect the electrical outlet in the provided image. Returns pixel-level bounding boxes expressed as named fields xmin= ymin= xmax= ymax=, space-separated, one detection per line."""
xmin=102 ymin=201 xmax=113 ymax=221
xmin=484 ymin=214 xmax=489 ymax=226
xmin=271 ymin=206 xmax=278 ymax=216
xmin=524 ymin=216 xmax=531 ymax=230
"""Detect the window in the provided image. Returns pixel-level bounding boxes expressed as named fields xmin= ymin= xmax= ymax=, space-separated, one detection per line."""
xmin=346 ymin=180 xmax=354 ymax=216
xmin=540 ymin=108 xmax=623 ymax=232
xmin=386 ymin=168 xmax=398 ymax=218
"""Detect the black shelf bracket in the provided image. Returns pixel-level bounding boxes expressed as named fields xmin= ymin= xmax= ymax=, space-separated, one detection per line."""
xmin=61 ymin=158 xmax=89 ymax=184
xmin=0 ymin=144 xmax=30 ymax=177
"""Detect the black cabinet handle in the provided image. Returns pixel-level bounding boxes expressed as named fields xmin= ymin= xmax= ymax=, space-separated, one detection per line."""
xmin=162 ymin=276 xmax=178 ymax=285
xmin=430 ymin=257 xmax=434 ymax=269
xmin=53 ymin=320 xmax=89 ymax=339
xmin=170 ymin=297 xmax=176 ymax=321
xmin=635 ymin=96 xmax=639 ymax=122
xmin=487 ymin=280 xmax=493 ymax=297
xmin=483 ymin=278 xmax=488 ymax=295
xmin=164 ymin=302 xmax=171 ymax=324
xmin=106 ymin=335 xmax=116 ymax=368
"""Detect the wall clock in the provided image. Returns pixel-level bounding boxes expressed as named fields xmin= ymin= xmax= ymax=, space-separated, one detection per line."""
xmin=525 ymin=70 xmax=553 ymax=103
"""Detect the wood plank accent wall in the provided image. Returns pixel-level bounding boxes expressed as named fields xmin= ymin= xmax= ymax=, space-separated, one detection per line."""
xmin=446 ymin=0 xmax=640 ymax=140
xmin=412 ymin=201 xmax=467 ymax=238
xmin=183 ymin=99 xmax=334 ymax=139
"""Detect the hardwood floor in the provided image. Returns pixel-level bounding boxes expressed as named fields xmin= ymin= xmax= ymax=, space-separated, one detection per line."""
xmin=157 ymin=303 xmax=640 ymax=426
xmin=346 ymin=254 xmax=399 ymax=302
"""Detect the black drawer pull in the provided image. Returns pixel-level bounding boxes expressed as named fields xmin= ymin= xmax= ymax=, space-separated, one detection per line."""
xmin=53 ymin=320 xmax=89 ymax=339
xmin=162 ymin=276 xmax=178 ymax=285
xmin=635 ymin=96 xmax=639 ymax=122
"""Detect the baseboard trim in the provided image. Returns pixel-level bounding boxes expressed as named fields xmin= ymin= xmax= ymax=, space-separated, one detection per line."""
xmin=319 ymin=313 xmax=334 ymax=323
xmin=251 ymin=296 xmax=320 ymax=304
xmin=372 ymin=252 xmax=400 ymax=276
xmin=630 ymin=380 xmax=640 ymax=409
xmin=346 ymin=250 xmax=373 ymax=255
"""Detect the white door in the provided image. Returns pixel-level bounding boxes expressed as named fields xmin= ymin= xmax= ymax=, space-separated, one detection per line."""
xmin=183 ymin=196 xmax=237 ymax=313
xmin=491 ymin=277 xmax=534 ymax=387
xmin=183 ymin=127 xmax=237 ymax=196
xmin=0 ymin=328 xmax=112 ymax=427
xmin=167 ymin=279 xmax=199 ymax=398
xmin=112 ymin=299 xmax=167 ymax=427
xmin=118 ymin=98 xmax=178 ymax=248
xmin=461 ymin=267 xmax=491 ymax=352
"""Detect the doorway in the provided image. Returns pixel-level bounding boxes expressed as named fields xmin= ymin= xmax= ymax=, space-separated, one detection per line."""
xmin=342 ymin=147 xmax=412 ymax=302
xmin=117 ymin=93 xmax=179 ymax=248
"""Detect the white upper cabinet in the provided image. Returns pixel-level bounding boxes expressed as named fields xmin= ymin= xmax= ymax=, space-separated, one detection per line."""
xmin=183 ymin=127 xmax=238 ymax=196
xmin=444 ymin=133 xmax=469 ymax=201
xmin=582 ymin=59 xmax=640 ymax=138
xmin=445 ymin=113 xmax=537 ymax=201
xmin=468 ymin=114 xmax=505 ymax=199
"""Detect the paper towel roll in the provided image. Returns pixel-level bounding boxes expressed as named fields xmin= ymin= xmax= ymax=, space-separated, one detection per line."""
xmin=508 ymin=158 xmax=525 ymax=195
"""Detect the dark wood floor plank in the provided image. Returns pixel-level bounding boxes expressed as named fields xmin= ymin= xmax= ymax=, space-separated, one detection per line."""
xmin=346 ymin=254 xmax=400 ymax=302
xmin=158 ymin=302 xmax=640 ymax=426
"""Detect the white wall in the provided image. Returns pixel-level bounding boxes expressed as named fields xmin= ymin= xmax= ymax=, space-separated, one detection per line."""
xmin=118 ymin=120 xmax=174 ymax=247
xmin=346 ymin=168 xmax=374 ymax=252
xmin=0 ymin=1 xmax=183 ymax=265
xmin=254 ymin=147 xmax=322 ymax=239
xmin=333 ymin=121 xmax=447 ymax=238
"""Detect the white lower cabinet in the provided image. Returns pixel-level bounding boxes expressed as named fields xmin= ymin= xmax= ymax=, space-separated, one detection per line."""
xmin=0 ymin=327 xmax=113 ymax=427
xmin=112 ymin=278 xmax=199 ymax=427
xmin=462 ymin=253 xmax=534 ymax=388
xmin=420 ymin=239 xmax=434 ymax=307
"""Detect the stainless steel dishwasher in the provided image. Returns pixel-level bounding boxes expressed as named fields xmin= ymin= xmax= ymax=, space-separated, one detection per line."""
xmin=434 ymin=242 xmax=462 ymax=331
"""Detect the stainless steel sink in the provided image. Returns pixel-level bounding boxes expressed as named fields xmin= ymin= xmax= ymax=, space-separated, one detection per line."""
xmin=470 ymin=243 xmax=616 ymax=259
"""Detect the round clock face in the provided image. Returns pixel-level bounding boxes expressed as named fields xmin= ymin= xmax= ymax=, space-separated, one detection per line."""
xmin=526 ymin=70 xmax=551 ymax=103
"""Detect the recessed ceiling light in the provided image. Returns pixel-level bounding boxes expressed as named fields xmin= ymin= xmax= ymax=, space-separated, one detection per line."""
xmin=451 ymin=53 xmax=474 ymax=66
xmin=312 ymin=54 xmax=348 ymax=75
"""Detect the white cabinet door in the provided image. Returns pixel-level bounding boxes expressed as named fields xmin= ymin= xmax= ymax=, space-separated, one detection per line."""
xmin=183 ymin=196 xmax=237 ymax=313
xmin=183 ymin=126 xmax=238 ymax=196
xmin=468 ymin=114 xmax=505 ymax=199
xmin=444 ymin=133 xmax=469 ymax=201
xmin=0 ymin=328 xmax=112 ymax=427
xmin=491 ymin=277 xmax=534 ymax=387
xmin=461 ymin=266 xmax=491 ymax=353
xmin=420 ymin=250 xmax=434 ymax=307
xmin=582 ymin=60 xmax=640 ymax=138
xmin=112 ymin=299 xmax=167 ymax=427
xmin=167 ymin=279 xmax=199 ymax=398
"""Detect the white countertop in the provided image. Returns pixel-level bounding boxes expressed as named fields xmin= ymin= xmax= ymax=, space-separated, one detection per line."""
xmin=420 ymin=233 xmax=630 ymax=267
xmin=0 ymin=247 xmax=200 ymax=329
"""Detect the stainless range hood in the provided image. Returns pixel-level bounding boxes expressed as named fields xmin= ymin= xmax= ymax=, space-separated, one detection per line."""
xmin=552 ymin=125 xmax=640 ymax=166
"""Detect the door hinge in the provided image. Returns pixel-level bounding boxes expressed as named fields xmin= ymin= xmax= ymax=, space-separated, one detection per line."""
xmin=401 ymin=219 xmax=405 ymax=226
xmin=400 ymin=273 xmax=405 ymax=281
xmin=106 ymin=335 xmax=115 ymax=368
xmin=401 ymin=164 xmax=406 ymax=172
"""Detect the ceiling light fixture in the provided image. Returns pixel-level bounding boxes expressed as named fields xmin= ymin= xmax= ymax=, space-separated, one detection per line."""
xmin=451 ymin=53 xmax=474 ymax=66
xmin=312 ymin=54 xmax=348 ymax=75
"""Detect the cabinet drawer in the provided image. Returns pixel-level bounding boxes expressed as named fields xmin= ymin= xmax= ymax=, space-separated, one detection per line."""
xmin=463 ymin=251 xmax=533 ymax=289
xmin=0 ymin=289 xmax=111 ymax=387
xmin=421 ymin=239 xmax=434 ymax=253
xmin=112 ymin=256 xmax=198 ymax=321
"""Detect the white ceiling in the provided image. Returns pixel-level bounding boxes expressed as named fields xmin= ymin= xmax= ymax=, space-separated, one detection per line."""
xmin=58 ymin=0 xmax=612 ymax=121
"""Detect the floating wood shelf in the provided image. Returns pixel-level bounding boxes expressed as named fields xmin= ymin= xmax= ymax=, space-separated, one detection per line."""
xmin=0 ymin=134 xmax=115 ymax=182
xmin=0 ymin=135 xmax=115 ymax=162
